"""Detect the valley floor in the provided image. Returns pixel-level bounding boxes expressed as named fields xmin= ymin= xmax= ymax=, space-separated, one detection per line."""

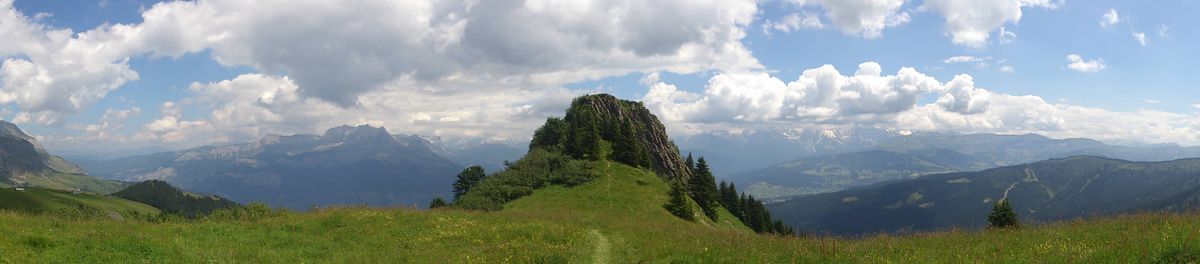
xmin=0 ymin=163 xmax=1197 ymax=263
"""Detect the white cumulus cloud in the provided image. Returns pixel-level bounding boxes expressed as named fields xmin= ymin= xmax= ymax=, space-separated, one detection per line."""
xmin=1133 ymin=31 xmax=1147 ymax=46
xmin=644 ymin=62 xmax=1200 ymax=145
xmin=1100 ymin=8 xmax=1120 ymax=28
xmin=0 ymin=0 xmax=139 ymax=125
xmin=643 ymin=62 xmax=946 ymax=128
xmin=762 ymin=12 xmax=825 ymax=35
xmin=943 ymin=56 xmax=990 ymax=64
xmin=780 ymin=0 xmax=910 ymax=38
xmin=921 ymin=0 xmax=1059 ymax=48
xmin=1066 ymin=54 xmax=1107 ymax=73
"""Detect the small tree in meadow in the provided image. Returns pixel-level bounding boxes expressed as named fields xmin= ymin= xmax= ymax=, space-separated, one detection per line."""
xmin=429 ymin=197 xmax=447 ymax=209
xmin=664 ymin=179 xmax=695 ymax=221
xmin=987 ymin=199 xmax=1019 ymax=229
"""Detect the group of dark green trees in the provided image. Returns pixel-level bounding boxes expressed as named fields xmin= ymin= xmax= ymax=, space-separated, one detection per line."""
xmin=114 ymin=180 xmax=241 ymax=218
xmin=684 ymin=154 xmax=720 ymax=220
xmin=669 ymin=153 xmax=795 ymax=236
xmin=717 ymin=181 xmax=793 ymax=235
xmin=430 ymin=165 xmax=487 ymax=209
xmin=530 ymin=104 xmax=652 ymax=169
xmin=664 ymin=179 xmax=695 ymax=221
xmin=452 ymin=166 xmax=487 ymax=199
xmin=435 ymin=149 xmax=599 ymax=211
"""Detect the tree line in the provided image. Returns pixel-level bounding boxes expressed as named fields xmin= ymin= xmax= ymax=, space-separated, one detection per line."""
xmin=667 ymin=153 xmax=794 ymax=236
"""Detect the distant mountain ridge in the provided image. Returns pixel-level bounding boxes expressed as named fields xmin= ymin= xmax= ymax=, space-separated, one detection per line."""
xmin=768 ymin=156 xmax=1200 ymax=236
xmin=725 ymin=130 xmax=1200 ymax=200
xmin=419 ymin=135 xmax=526 ymax=173
xmin=80 ymin=125 xmax=463 ymax=210
xmin=734 ymin=148 xmax=992 ymax=201
xmin=684 ymin=128 xmax=1200 ymax=179
xmin=678 ymin=127 xmax=908 ymax=176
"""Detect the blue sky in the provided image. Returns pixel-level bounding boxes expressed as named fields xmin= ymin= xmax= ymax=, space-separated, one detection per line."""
xmin=2 ymin=0 xmax=1199 ymax=155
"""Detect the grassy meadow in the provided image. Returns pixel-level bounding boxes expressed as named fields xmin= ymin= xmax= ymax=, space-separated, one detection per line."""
xmin=8 ymin=171 xmax=125 ymax=194
xmin=0 ymin=162 xmax=1197 ymax=263
xmin=0 ymin=187 xmax=159 ymax=217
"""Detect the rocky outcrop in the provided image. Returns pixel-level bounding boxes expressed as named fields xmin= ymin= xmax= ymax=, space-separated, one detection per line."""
xmin=567 ymin=94 xmax=691 ymax=180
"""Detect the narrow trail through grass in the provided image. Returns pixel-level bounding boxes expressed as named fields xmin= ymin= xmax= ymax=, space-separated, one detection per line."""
xmin=588 ymin=161 xmax=613 ymax=263
xmin=588 ymin=229 xmax=611 ymax=264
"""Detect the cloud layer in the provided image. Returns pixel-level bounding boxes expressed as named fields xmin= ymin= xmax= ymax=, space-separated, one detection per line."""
xmin=643 ymin=62 xmax=1200 ymax=145
xmin=4 ymin=0 xmax=1198 ymax=151
xmin=2 ymin=0 xmax=762 ymax=148
xmin=116 ymin=0 xmax=761 ymax=106
xmin=0 ymin=0 xmax=139 ymax=124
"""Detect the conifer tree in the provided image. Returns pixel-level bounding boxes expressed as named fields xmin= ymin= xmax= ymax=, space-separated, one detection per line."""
xmin=736 ymin=193 xmax=749 ymax=220
xmin=684 ymin=153 xmax=695 ymax=171
xmin=988 ymin=199 xmax=1019 ymax=229
xmin=718 ymin=181 xmax=740 ymax=215
xmin=664 ymin=179 xmax=695 ymax=221
xmin=452 ymin=166 xmax=487 ymax=200
xmin=565 ymin=107 xmax=603 ymax=161
xmin=629 ymin=122 xmax=653 ymax=168
xmin=772 ymin=220 xmax=787 ymax=235
xmin=530 ymin=117 xmax=568 ymax=152
xmin=718 ymin=181 xmax=729 ymax=201
xmin=611 ymin=120 xmax=650 ymax=168
xmin=689 ymin=157 xmax=719 ymax=220
xmin=744 ymin=195 xmax=764 ymax=232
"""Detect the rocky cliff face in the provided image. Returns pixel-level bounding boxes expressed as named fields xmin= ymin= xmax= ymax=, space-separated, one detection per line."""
xmin=568 ymin=94 xmax=691 ymax=180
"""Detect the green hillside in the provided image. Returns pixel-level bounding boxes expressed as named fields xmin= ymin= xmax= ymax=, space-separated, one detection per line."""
xmin=113 ymin=180 xmax=241 ymax=218
xmin=769 ymin=156 xmax=1200 ymax=236
xmin=10 ymin=171 xmax=125 ymax=194
xmin=734 ymin=149 xmax=990 ymax=200
xmin=0 ymin=187 xmax=159 ymax=218
xmin=0 ymin=162 xmax=1198 ymax=262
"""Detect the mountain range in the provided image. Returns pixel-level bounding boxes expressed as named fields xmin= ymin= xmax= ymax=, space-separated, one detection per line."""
xmin=77 ymin=125 xmax=467 ymax=210
xmin=768 ymin=156 xmax=1200 ymax=236
xmin=725 ymin=131 xmax=1200 ymax=200
xmin=676 ymin=127 xmax=907 ymax=176
xmin=733 ymin=148 xmax=992 ymax=201
xmin=421 ymin=137 xmax=526 ymax=173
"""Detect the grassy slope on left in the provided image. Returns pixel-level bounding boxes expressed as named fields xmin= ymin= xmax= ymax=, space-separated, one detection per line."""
xmin=0 ymin=162 xmax=1197 ymax=263
xmin=0 ymin=188 xmax=159 ymax=217
xmin=10 ymin=171 xmax=125 ymax=194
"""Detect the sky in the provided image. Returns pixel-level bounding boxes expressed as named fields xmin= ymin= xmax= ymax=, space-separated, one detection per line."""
xmin=1 ymin=0 xmax=1198 ymax=156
